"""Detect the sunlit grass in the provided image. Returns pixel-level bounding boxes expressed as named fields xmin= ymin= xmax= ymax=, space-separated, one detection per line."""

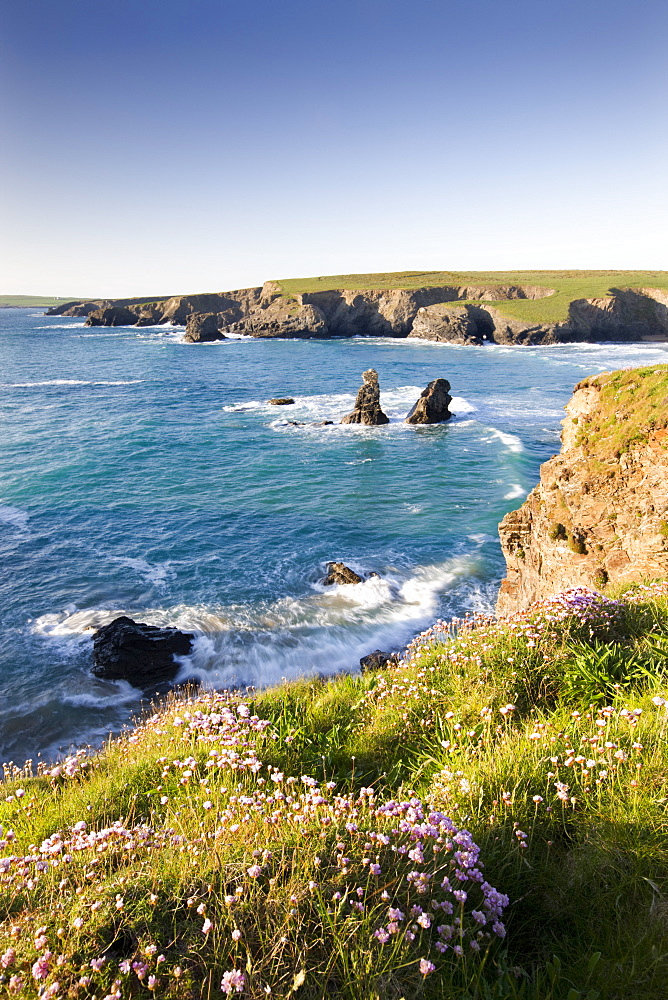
xmin=1 ymin=583 xmax=668 ymax=998
xmin=275 ymin=270 xmax=668 ymax=324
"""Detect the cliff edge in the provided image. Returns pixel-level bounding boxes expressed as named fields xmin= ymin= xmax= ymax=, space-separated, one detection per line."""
xmin=497 ymin=364 xmax=668 ymax=614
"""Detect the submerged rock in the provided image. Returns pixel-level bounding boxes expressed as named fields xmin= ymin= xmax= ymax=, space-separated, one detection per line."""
xmin=341 ymin=369 xmax=389 ymax=425
xmin=323 ymin=562 xmax=363 ymax=585
xmin=360 ymin=649 xmax=399 ymax=672
xmin=405 ymin=379 xmax=453 ymax=424
xmin=91 ymin=616 xmax=194 ymax=688
xmin=268 ymin=397 xmax=295 ymax=405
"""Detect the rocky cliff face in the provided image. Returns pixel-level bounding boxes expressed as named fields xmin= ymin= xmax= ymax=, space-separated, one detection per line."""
xmin=53 ymin=283 xmax=668 ymax=345
xmin=497 ymin=365 xmax=668 ymax=614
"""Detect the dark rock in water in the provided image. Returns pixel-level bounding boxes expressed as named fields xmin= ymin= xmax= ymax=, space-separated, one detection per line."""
xmin=91 ymin=616 xmax=194 ymax=687
xmin=360 ymin=649 xmax=399 ymax=672
xmin=341 ymin=369 xmax=389 ymax=425
xmin=184 ymin=312 xmax=225 ymax=343
xmin=323 ymin=562 xmax=363 ymax=585
xmin=313 ymin=420 xmax=334 ymax=426
xmin=405 ymin=379 xmax=453 ymax=424
xmin=268 ymin=397 xmax=295 ymax=405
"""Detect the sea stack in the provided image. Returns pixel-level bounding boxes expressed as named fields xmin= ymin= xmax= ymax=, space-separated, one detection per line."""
xmin=341 ymin=369 xmax=389 ymax=425
xmin=91 ymin=616 xmax=195 ymax=688
xmin=405 ymin=379 xmax=453 ymax=424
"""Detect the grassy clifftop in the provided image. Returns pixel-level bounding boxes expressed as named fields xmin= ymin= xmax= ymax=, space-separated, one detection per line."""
xmin=276 ymin=270 xmax=668 ymax=324
xmin=573 ymin=364 xmax=668 ymax=460
xmin=2 ymin=583 xmax=668 ymax=998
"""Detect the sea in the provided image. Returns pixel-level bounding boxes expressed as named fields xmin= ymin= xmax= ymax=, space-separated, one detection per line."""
xmin=2 ymin=307 xmax=667 ymax=765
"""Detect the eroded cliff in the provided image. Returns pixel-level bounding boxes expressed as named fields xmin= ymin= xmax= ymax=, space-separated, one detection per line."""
xmin=497 ymin=365 xmax=668 ymax=614
xmin=49 ymin=280 xmax=668 ymax=345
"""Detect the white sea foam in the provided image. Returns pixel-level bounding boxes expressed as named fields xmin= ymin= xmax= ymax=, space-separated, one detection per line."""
xmin=32 ymin=546 xmax=487 ymax=694
xmin=504 ymin=484 xmax=527 ymax=499
xmin=226 ymin=385 xmax=474 ymax=432
xmin=36 ymin=322 xmax=87 ymax=329
xmin=486 ymin=428 xmax=524 ymax=453
xmin=109 ymin=556 xmax=172 ymax=588
xmin=0 ymin=379 xmax=145 ymax=388
xmin=0 ymin=504 xmax=29 ymax=530
xmin=449 ymin=396 xmax=477 ymax=414
xmin=61 ymin=680 xmax=138 ymax=708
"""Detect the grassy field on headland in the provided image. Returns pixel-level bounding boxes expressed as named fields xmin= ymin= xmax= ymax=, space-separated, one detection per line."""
xmin=2 ymin=582 xmax=667 ymax=999
xmin=0 ymin=296 xmax=90 ymax=309
xmin=276 ymin=271 xmax=668 ymax=324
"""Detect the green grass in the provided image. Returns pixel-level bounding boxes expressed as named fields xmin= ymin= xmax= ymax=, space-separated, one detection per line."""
xmin=0 ymin=296 xmax=92 ymax=309
xmin=275 ymin=271 xmax=668 ymax=324
xmin=573 ymin=364 xmax=668 ymax=459
xmin=2 ymin=583 xmax=668 ymax=998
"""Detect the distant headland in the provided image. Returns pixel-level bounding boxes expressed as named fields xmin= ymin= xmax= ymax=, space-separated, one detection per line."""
xmin=43 ymin=269 xmax=668 ymax=346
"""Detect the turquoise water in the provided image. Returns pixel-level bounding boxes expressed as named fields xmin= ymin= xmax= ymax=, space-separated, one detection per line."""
xmin=2 ymin=308 xmax=667 ymax=763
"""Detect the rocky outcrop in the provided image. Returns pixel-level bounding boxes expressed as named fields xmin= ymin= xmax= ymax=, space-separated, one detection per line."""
xmin=225 ymin=300 xmax=328 ymax=338
xmin=57 ymin=282 xmax=668 ymax=344
xmin=360 ymin=649 xmax=399 ymax=671
xmin=323 ymin=562 xmax=363 ymax=585
xmin=341 ymin=369 xmax=389 ymax=425
xmin=91 ymin=616 xmax=194 ymax=687
xmin=184 ymin=312 xmax=225 ymax=343
xmin=566 ymin=288 xmax=668 ymax=341
xmin=405 ymin=379 xmax=453 ymax=424
xmin=497 ymin=365 xmax=668 ymax=614
xmin=87 ymin=306 xmax=143 ymax=327
xmin=268 ymin=397 xmax=295 ymax=405
xmin=408 ymin=304 xmax=484 ymax=345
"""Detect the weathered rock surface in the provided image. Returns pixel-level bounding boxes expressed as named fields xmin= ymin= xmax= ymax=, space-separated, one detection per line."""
xmin=341 ymin=369 xmax=389 ymax=425
xmin=58 ymin=283 xmax=668 ymax=344
xmin=91 ymin=616 xmax=194 ymax=687
xmin=405 ymin=379 xmax=452 ymax=424
xmin=268 ymin=397 xmax=295 ymax=405
xmin=323 ymin=562 xmax=363 ymax=585
xmin=86 ymin=306 xmax=142 ymax=327
xmin=408 ymin=304 xmax=484 ymax=345
xmin=497 ymin=365 xmax=668 ymax=614
xmin=360 ymin=649 xmax=399 ymax=672
xmin=184 ymin=312 xmax=225 ymax=343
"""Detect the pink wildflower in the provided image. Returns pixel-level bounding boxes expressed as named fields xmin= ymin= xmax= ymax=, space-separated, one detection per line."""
xmin=221 ymin=969 xmax=246 ymax=993
xmin=32 ymin=953 xmax=51 ymax=980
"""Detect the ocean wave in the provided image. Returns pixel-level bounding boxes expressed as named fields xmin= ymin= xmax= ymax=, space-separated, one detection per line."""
xmin=108 ymin=556 xmax=172 ymax=588
xmin=0 ymin=504 xmax=29 ymax=530
xmin=225 ymin=385 xmax=475 ymax=430
xmin=36 ymin=322 xmax=87 ymax=329
xmin=0 ymin=379 xmax=145 ymax=388
xmin=449 ymin=396 xmax=477 ymax=414
xmin=485 ymin=428 xmax=525 ymax=453
xmin=60 ymin=680 xmax=139 ymax=708
xmin=503 ymin=483 xmax=527 ymax=499
xmin=31 ymin=545 xmax=488 ymax=693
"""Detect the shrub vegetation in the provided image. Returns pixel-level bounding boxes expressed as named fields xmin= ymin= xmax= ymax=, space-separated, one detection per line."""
xmin=1 ymin=584 xmax=668 ymax=999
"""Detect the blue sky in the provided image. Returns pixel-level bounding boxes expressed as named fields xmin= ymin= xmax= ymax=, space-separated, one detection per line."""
xmin=2 ymin=0 xmax=667 ymax=295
